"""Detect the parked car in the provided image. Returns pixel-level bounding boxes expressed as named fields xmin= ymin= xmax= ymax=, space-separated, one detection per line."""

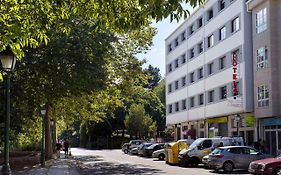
xmin=202 ymin=154 xmax=211 ymax=168
xmin=122 ymin=140 xmax=145 ymax=154
xmin=208 ymin=146 xmax=272 ymax=172
xmin=178 ymin=137 xmax=244 ymax=167
xmin=130 ymin=146 xmax=140 ymax=155
xmin=138 ymin=143 xmax=153 ymax=156
xmin=248 ymin=154 xmax=281 ymax=175
xmin=152 ymin=149 xmax=165 ymax=160
xmin=143 ymin=143 xmax=165 ymax=157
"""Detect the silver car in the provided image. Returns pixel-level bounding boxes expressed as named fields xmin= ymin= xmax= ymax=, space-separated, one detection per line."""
xmin=208 ymin=146 xmax=272 ymax=172
xmin=152 ymin=149 xmax=165 ymax=160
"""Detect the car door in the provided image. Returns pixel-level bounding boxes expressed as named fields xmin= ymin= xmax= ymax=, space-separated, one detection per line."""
xmin=240 ymin=147 xmax=255 ymax=169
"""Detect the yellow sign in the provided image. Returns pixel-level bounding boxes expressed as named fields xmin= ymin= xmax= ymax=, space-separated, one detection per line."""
xmin=207 ymin=117 xmax=228 ymax=124
xmin=244 ymin=115 xmax=255 ymax=127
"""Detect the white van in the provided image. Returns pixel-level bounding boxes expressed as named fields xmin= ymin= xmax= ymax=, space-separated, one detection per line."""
xmin=178 ymin=137 xmax=244 ymax=166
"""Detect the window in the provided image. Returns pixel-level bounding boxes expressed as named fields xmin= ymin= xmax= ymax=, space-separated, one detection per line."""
xmin=198 ymin=17 xmax=203 ymax=28
xmin=168 ymin=104 xmax=172 ymax=113
xmin=198 ymin=42 xmax=203 ymax=54
xmin=208 ymin=62 xmax=214 ymax=75
xmin=168 ymin=84 xmax=172 ymax=93
xmin=231 ymin=17 xmax=240 ymax=32
xmin=190 ymin=25 xmax=194 ymax=35
xmin=257 ymin=47 xmax=268 ymax=70
xmin=219 ymin=26 xmax=226 ymax=40
xmin=175 ymin=59 xmax=179 ymax=68
xmin=219 ymin=56 xmax=226 ymax=70
xmin=181 ymin=54 xmax=186 ymax=64
xmin=175 ymin=38 xmax=179 ymax=47
xmin=168 ymin=44 xmax=172 ymax=52
xmin=220 ymin=86 xmax=227 ymax=99
xmin=256 ymin=8 xmax=267 ymax=33
xmin=208 ymin=90 xmax=214 ymax=103
xmin=207 ymin=9 xmax=213 ymax=21
xmin=190 ymin=72 xmax=194 ymax=83
xmin=202 ymin=140 xmax=212 ymax=149
xmin=199 ymin=94 xmax=204 ymax=105
xmin=182 ymin=76 xmax=186 ymax=87
xmin=190 ymin=48 xmax=195 ymax=59
xmin=257 ymin=85 xmax=269 ymax=107
xmin=198 ymin=67 xmax=203 ymax=79
xmin=181 ymin=31 xmax=186 ymax=41
xmin=175 ymin=80 xmax=179 ymax=90
xmin=175 ymin=102 xmax=179 ymax=112
xmin=190 ymin=97 xmax=195 ymax=108
xmin=168 ymin=64 xmax=172 ymax=72
xmin=219 ymin=0 xmax=225 ymax=11
xmin=182 ymin=99 xmax=187 ymax=110
xmin=208 ymin=35 xmax=214 ymax=48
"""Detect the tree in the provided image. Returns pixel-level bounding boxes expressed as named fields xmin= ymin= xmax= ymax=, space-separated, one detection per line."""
xmin=144 ymin=65 xmax=161 ymax=89
xmin=0 ymin=0 xmax=205 ymax=59
xmin=124 ymin=104 xmax=156 ymax=138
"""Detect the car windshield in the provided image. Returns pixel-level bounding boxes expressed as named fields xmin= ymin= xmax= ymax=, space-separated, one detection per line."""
xmin=189 ymin=139 xmax=203 ymax=149
xmin=211 ymin=148 xmax=223 ymax=154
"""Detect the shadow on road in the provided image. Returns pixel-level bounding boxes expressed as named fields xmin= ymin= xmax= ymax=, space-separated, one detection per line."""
xmin=209 ymin=170 xmax=249 ymax=174
xmin=72 ymin=156 xmax=164 ymax=175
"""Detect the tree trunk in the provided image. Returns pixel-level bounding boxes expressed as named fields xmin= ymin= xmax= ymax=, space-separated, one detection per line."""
xmin=45 ymin=104 xmax=53 ymax=159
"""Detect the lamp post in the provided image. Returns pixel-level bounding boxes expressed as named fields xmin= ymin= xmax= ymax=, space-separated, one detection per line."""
xmin=234 ymin=114 xmax=241 ymax=137
xmin=41 ymin=108 xmax=46 ymax=167
xmin=0 ymin=47 xmax=16 ymax=175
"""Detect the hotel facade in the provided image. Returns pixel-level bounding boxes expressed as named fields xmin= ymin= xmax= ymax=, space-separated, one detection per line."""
xmin=165 ymin=0 xmax=281 ymax=156
xmin=165 ymin=0 xmax=255 ymax=146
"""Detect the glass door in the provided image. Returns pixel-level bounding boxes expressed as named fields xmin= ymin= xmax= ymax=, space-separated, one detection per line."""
xmin=265 ymin=131 xmax=277 ymax=156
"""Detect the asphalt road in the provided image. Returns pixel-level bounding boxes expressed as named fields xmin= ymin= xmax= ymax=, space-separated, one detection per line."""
xmin=70 ymin=148 xmax=251 ymax=175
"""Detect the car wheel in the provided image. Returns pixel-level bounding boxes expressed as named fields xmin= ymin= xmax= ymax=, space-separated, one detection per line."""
xmin=124 ymin=149 xmax=129 ymax=154
xmin=159 ymin=154 xmax=165 ymax=160
xmin=189 ymin=157 xmax=200 ymax=167
xmin=274 ymin=167 xmax=281 ymax=175
xmin=223 ymin=161 xmax=234 ymax=172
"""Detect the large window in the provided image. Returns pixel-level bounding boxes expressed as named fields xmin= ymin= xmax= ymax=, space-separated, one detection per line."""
xmin=168 ymin=104 xmax=172 ymax=113
xmin=168 ymin=44 xmax=172 ymax=52
xmin=208 ymin=90 xmax=214 ymax=103
xmin=208 ymin=62 xmax=214 ymax=75
xmin=182 ymin=99 xmax=187 ymax=110
xmin=190 ymin=25 xmax=194 ymax=35
xmin=198 ymin=42 xmax=203 ymax=54
xmin=175 ymin=59 xmax=179 ymax=68
xmin=190 ymin=97 xmax=195 ymax=108
xmin=219 ymin=26 xmax=226 ymax=40
xmin=256 ymin=8 xmax=267 ymax=33
xmin=208 ymin=34 xmax=214 ymax=48
xmin=168 ymin=63 xmax=172 ymax=72
xmin=257 ymin=85 xmax=269 ymax=107
xmin=219 ymin=0 xmax=225 ymax=11
xmin=190 ymin=72 xmax=194 ymax=83
xmin=175 ymin=38 xmax=179 ymax=47
xmin=181 ymin=31 xmax=186 ymax=41
xmin=207 ymin=9 xmax=213 ymax=21
xmin=168 ymin=84 xmax=172 ymax=93
xmin=190 ymin=48 xmax=195 ymax=59
xmin=198 ymin=67 xmax=203 ymax=79
xmin=181 ymin=54 xmax=186 ymax=64
xmin=199 ymin=94 xmax=204 ymax=105
xmin=182 ymin=76 xmax=186 ymax=87
xmin=220 ymin=86 xmax=227 ymax=99
xmin=198 ymin=17 xmax=203 ymax=28
xmin=175 ymin=80 xmax=179 ymax=90
xmin=257 ymin=47 xmax=268 ymax=70
xmin=231 ymin=17 xmax=240 ymax=32
xmin=219 ymin=56 xmax=226 ymax=70
xmin=175 ymin=102 xmax=179 ymax=112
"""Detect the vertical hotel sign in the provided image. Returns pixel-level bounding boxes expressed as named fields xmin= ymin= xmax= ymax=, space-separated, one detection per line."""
xmin=232 ymin=52 xmax=238 ymax=96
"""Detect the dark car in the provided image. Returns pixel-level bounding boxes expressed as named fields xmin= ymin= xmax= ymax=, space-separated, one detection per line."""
xmin=208 ymin=146 xmax=272 ymax=172
xmin=248 ymin=154 xmax=281 ymax=175
xmin=143 ymin=143 xmax=165 ymax=157
xmin=138 ymin=143 xmax=153 ymax=156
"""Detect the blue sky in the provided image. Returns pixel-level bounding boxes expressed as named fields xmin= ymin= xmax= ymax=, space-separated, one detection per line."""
xmin=137 ymin=5 xmax=194 ymax=77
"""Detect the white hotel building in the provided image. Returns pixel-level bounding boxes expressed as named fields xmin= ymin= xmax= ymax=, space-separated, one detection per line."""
xmin=165 ymin=0 xmax=255 ymax=145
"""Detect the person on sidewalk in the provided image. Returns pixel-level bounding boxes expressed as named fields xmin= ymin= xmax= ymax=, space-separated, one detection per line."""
xmin=56 ymin=140 xmax=62 ymax=158
xmin=63 ymin=139 xmax=70 ymax=158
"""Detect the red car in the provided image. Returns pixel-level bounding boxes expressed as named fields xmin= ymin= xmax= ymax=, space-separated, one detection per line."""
xmin=248 ymin=154 xmax=281 ymax=175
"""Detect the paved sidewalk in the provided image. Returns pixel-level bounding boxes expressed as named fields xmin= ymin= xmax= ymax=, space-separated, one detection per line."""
xmin=14 ymin=157 xmax=80 ymax=175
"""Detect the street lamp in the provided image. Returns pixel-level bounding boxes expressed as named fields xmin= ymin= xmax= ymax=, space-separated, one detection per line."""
xmin=41 ymin=108 xmax=47 ymax=167
xmin=0 ymin=46 xmax=16 ymax=175
xmin=234 ymin=114 xmax=241 ymax=137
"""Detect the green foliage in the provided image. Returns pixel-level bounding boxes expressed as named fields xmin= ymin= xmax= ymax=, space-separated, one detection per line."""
xmin=144 ymin=65 xmax=161 ymax=89
xmin=125 ymin=104 xmax=156 ymax=138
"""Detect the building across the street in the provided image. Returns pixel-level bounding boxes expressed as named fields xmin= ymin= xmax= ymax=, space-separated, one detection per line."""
xmin=247 ymin=0 xmax=281 ymax=156
xmin=165 ymin=0 xmax=255 ymax=147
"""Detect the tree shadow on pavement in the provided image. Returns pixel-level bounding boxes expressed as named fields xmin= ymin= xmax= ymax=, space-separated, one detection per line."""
xmin=77 ymin=162 xmax=164 ymax=175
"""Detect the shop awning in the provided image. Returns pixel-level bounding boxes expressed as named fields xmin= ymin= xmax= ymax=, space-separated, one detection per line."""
xmin=207 ymin=116 xmax=228 ymax=124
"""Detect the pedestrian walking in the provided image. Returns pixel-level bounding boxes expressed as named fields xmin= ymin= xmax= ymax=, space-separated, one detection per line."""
xmin=56 ymin=141 xmax=62 ymax=158
xmin=63 ymin=139 xmax=70 ymax=158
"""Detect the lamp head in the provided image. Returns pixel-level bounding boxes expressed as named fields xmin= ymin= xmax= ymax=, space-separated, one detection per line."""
xmin=0 ymin=46 xmax=16 ymax=72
